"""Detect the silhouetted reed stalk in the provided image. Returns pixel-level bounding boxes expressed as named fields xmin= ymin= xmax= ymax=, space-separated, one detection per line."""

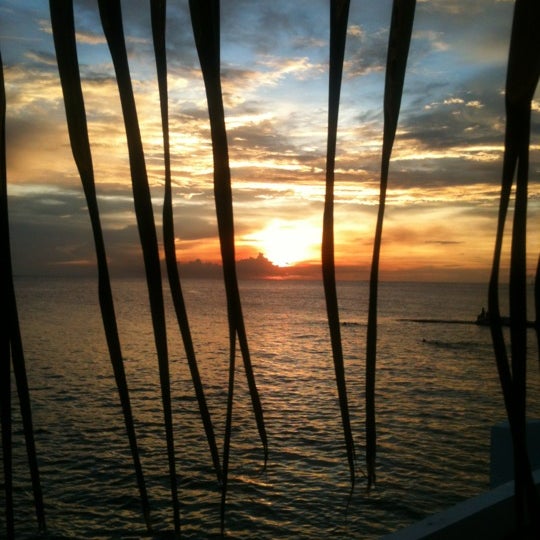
xmin=188 ymin=0 xmax=268 ymax=532
xmin=488 ymin=0 xmax=540 ymax=535
xmin=534 ymin=255 xmax=540 ymax=356
xmin=48 ymin=1 xmax=153 ymax=532
xmin=1 ymin=52 xmax=14 ymax=537
xmin=365 ymin=0 xmax=415 ymax=490
xmin=150 ymin=0 xmax=222 ymax=486
xmin=322 ymin=0 xmax=356 ymax=497
xmin=97 ymin=0 xmax=180 ymax=533
xmin=0 ymin=51 xmax=46 ymax=539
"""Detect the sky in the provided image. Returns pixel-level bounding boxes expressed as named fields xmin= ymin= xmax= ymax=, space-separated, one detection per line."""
xmin=1 ymin=0 xmax=539 ymax=281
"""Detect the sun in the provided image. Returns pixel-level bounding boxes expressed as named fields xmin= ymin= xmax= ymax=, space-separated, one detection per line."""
xmin=249 ymin=219 xmax=321 ymax=267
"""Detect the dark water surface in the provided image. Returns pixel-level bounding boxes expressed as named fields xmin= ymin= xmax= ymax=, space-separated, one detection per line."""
xmin=4 ymin=278 xmax=540 ymax=538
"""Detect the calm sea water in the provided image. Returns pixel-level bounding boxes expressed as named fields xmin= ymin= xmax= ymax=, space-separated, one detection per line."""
xmin=4 ymin=277 xmax=540 ymax=539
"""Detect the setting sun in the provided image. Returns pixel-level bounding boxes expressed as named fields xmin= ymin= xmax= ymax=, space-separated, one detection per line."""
xmin=248 ymin=219 xmax=321 ymax=267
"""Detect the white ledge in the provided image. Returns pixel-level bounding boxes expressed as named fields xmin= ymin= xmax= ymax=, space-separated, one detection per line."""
xmin=383 ymin=469 xmax=540 ymax=539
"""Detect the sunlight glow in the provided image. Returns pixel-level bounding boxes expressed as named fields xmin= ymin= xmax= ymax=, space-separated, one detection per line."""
xmin=248 ymin=219 xmax=321 ymax=267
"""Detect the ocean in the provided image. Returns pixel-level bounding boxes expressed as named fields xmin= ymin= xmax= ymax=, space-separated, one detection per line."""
xmin=4 ymin=277 xmax=540 ymax=538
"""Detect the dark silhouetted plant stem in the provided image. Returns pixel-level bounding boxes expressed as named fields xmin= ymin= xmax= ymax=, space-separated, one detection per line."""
xmin=0 ymin=331 xmax=13 ymax=540
xmin=365 ymin=0 xmax=416 ymax=490
xmin=8 ymin=306 xmax=46 ymax=534
xmin=488 ymin=0 xmax=540 ymax=534
xmin=535 ymin=254 xmax=540 ymax=361
xmin=49 ymin=1 xmax=153 ymax=532
xmin=322 ymin=0 xmax=356 ymax=496
xmin=150 ymin=0 xmax=222 ymax=487
xmin=1 ymin=48 xmax=46 ymax=538
xmin=97 ymin=0 xmax=180 ymax=533
xmin=189 ymin=0 xmax=268 ymax=532
xmin=0 ymin=55 xmax=13 ymax=529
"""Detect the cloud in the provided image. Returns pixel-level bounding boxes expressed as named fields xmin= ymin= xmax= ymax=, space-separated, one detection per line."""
xmin=424 ymin=240 xmax=462 ymax=245
xmin=345 ymin=26 xmax=388 ymax=78
xmin=2 ymin=0 xmax=539 ymax=281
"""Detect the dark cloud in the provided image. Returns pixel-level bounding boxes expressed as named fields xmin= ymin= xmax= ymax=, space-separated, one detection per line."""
xmin=424 ymin=240 xmax=462 ymax=245
xmin=401 ymin=76 xmax=506 ymax=148
xmin=345 ymin=27 xmax=388 ymax=78
xmin=229 ymin=119 xmax=290 ymax=156
xmin=171 ymin=213 xmax=217 ymax=242
xmin=9 ymin=193 xmax=95 ymax=276
xmin=9 ymin=190 xmax=88 ymax=224
xmin=220 ymin=0 xmax=328 ymax=57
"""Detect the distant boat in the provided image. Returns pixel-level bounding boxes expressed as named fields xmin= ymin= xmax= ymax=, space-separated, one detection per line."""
xmin=475 ymin=308 xmax=495 ymax=326
xmin=475 ymin=308 xmax=536 ymax=329
xmin=397 ymin=309 xmax=536 ymax=329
